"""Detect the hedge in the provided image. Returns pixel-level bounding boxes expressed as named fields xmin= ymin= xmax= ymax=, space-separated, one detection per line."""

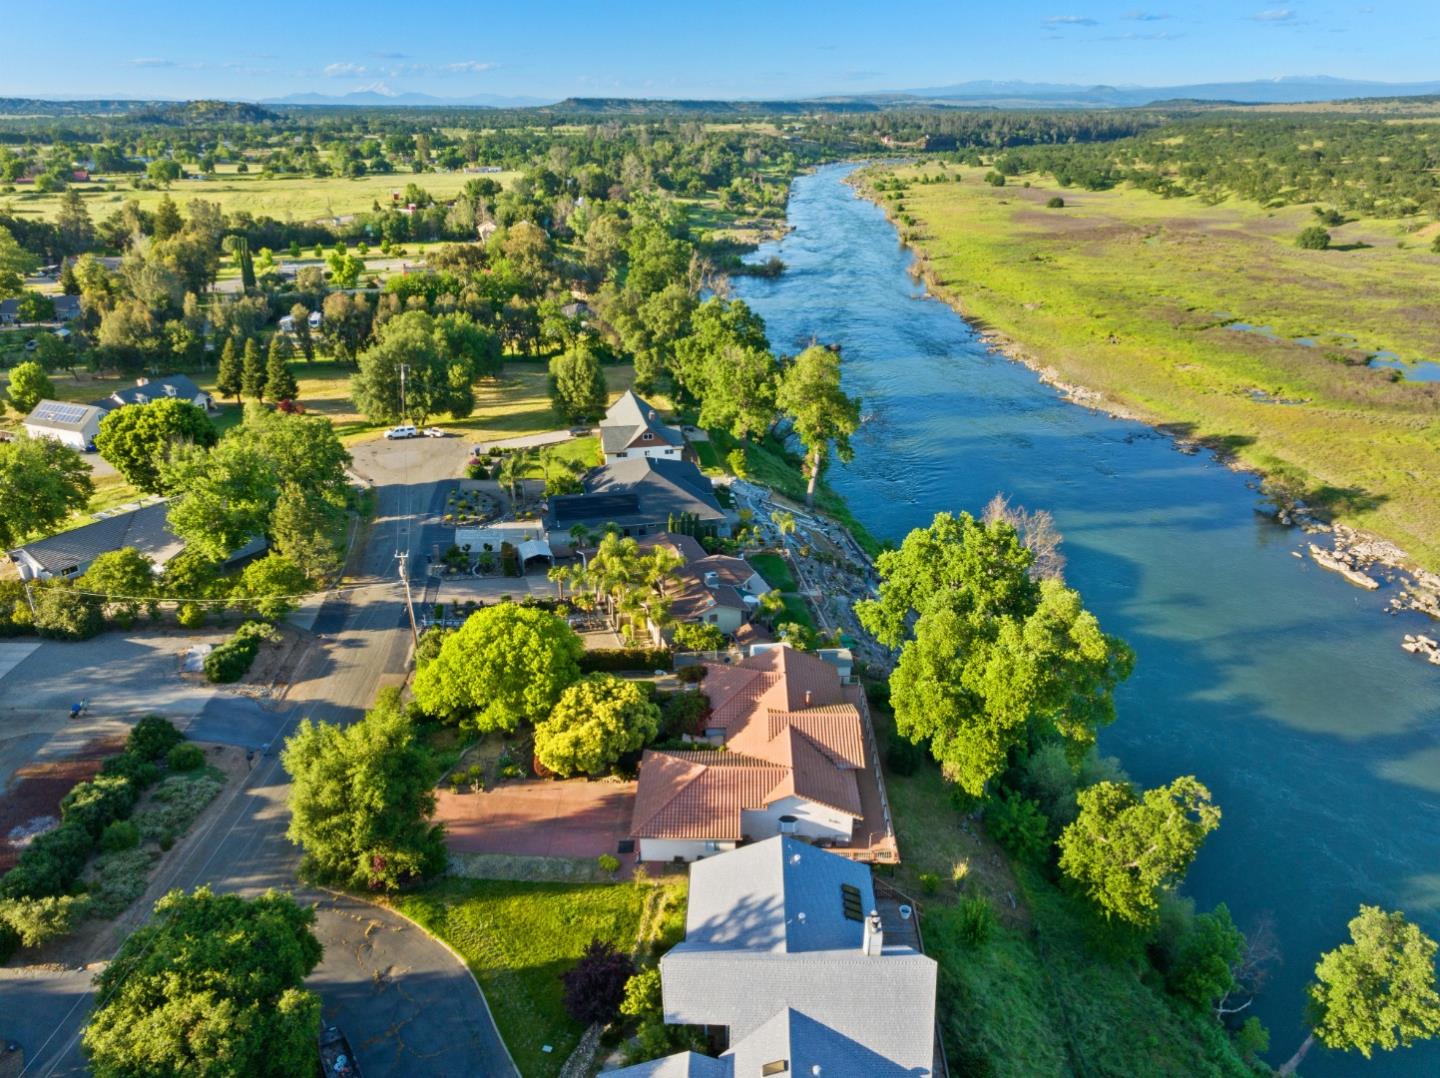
xmin=203 ymin=621 xmax=277 ymax=683
xmin=578 ymin=647 xmax=674 ymax=673
xmin=0 ymin=717 xmax=182 ymax=905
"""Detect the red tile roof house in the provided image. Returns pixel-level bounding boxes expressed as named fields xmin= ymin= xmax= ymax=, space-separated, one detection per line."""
xmin=631 ymin=645 xmax=899 ymax=864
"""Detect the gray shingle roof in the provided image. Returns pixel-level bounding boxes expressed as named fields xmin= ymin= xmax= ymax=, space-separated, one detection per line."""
xmin=10 ymin=501 xmax=182 ymax=575
xmin=546 ymin=457 xmax=723 ymax=531
xmin=600 ymin=389 xmax=685 ymax=453
xmin=609 ymin=1052 xmax=730 ymax=1078
xmin=108 ymin=374 xmax=205 ymax=407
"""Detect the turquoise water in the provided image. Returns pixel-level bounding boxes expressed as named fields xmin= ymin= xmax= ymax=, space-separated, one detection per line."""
xmin=735 ymin=164 xmax=1440 ymax=1076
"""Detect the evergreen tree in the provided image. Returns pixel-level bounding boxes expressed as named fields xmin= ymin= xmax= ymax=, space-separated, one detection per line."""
xmin=216 ymin=336 xmax=243 ymax=402
xmin=265 ymin=336 xmax=299 ymax=403
xmin=241 ymin=338 xmax=266 ymax=401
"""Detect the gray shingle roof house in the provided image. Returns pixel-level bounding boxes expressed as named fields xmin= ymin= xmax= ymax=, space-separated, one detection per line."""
xmin=600 ymin=389 xmax=685 ymax=464
xmin=545 ymin=457 xmax=727 ymax=537
xmin=105 ymin=375 xmax=212 ymax=411
xmin=612 ymin=837 xmax=938 ymax=1078
xmin=22 ymin=400 xmax=106 ymax=450
xmin=8 ymin=500 xmax=265 ymax=581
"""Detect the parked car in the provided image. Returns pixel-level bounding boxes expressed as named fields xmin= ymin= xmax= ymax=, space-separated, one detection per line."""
xmin=422 ymin=427 xmax=448 ymax=438
xmin=319 ymin=1026 xmax=361 ymax=1078
xmin=384 ymin=424 xmax=417 ymax=440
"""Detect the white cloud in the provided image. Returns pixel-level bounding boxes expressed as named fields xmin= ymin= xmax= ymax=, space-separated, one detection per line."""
xmin=323 ymin=62 xmax=370 ymax=78
xmin=1251 ymin=8 xmax=1295 ymax=21
xmin=128 ymin=57 xmax=176 ymax=68
xmin=445 ymin=60 xmax=495 ymax=74
xmin=1045 ymin=15 xmax=1099 ymax=25
xmin=1123 ymin=9 xmax=1172 ymax=19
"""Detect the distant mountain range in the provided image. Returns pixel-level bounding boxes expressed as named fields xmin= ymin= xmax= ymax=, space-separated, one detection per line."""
xmin=846 ymin=75 xmax=1440 ymax=108
xmin=259 ymin=90 xmax=555 ymax=108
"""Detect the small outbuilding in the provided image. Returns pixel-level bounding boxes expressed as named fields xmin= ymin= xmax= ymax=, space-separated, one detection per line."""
xmin=22 ymin=399 xmax=105 ymax=450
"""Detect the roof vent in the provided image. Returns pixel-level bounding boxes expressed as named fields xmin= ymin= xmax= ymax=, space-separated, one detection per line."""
xmin=135 ymin=377 xmax=149 ymax=386
xmin=704 ymin=570 xmax=719 ymax=588
xmin=803 ymin=690 xmax=812 ymax=707
xmin=790 ymin=852 xmax=802 ymax=865
xmin=863 ymin=909 xmax=884 ymax=956
xmin=647 ymin=409 xmax=657 ymax=421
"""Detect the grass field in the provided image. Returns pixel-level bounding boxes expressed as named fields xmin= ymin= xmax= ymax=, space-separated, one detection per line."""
xmin=864 ymin=164 xmax=1440 ymax=569
xmin=0 ymin=165 xmax=518 ymax=225
xmin=871 ymin=703 xmax=1257 ymax=1076
xmin=747 ymin=552 xmax=796 ymax=592
xmin=393 ymin=875 xmax=686 ymax=1078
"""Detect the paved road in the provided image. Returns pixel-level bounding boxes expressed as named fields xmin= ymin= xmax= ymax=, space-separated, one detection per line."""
xmin=2 ymin=437 xmax=520 ymax=1077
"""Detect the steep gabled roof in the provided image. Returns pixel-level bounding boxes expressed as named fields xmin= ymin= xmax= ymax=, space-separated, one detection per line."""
xmin=108 ymin=374 xmax=204 ymax=407
xmin=10 ymin=501 xmax=180 ymax=574
xmin=601 ymin=389 xmax=685 ymax=453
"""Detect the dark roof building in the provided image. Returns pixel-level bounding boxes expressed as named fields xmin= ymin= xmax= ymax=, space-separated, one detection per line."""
xmin=546 ymin=457 xmax=727 ymax=537
xmin=105 ymin=375 xmax=211 ymax=410
xmin=600 ymin=389 xmax=685 ymax=463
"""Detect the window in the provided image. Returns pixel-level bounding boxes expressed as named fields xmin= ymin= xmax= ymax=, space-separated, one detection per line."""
xmin=761 ymin=1061 xmax=789 ymax=1076
xmin=704 ymin=841 xmax=721 ymax=853
xmin=642 ymin=432 xmax=654 ymax=441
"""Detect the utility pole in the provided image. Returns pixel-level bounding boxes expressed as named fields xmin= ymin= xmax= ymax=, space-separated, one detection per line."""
xmin=396 ymin=551 xmax=420 ymax=651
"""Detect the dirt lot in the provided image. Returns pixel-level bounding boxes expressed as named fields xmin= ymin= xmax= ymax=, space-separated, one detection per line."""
xmin=0 ymin=734 xmax=125 ymax=873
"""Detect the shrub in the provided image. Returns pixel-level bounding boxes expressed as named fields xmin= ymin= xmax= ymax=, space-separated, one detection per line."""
xmin=1045 ymin=196 xmax=1065 ymax=208
xmin=562 ymin=938 xmax=636 ymax=1025
xmin=100 ymin=820 xmax=140 ymax=852
xmin=674 ymin=663 xmax=707 ymax=684
xmin=61 ymin=774 xmax=139 ymax=837
xmin=955 ymin=895 xmax=997 ymax=947
xmin=32 ymin=585 xmax=103 ymax=640
xmin=85 ymin=848 xmax=157 ymax=919
xmin=128 ymin=716 xmax=183 ymax=761
xmin=578 ymin=647 xmax=673 ymax=673
xmin=597 ymin=853 xmax=621 ymax=874
xmin=984 ymin=791 xmax=1051 ymax=863
xmin=1296 ymin=225 xmax=1331 ymax=250
xmin=672 ymin=622 xmax=725 ymax=653
xmin=1 ymin=820 xmax=94 ymax=899
xmin=135 ymin=770 xmax=225 ymax=846
xmin=984 ymin=170 xmax=1006 ymax=187
xmin=204 ymin=636 xmax=260 ymax=682
xmin=167 ymin=742 xmax=205 ymax=771
xmin=659 ymin=689 xmax=709 ymax=739
xmin=919 ymin=871 xmax=941 ymax=895
xmin=100 ymin=752 xmax=160 ymax=786
xmin=0 ymin=894 xmax=90 ymax=948
xmin=0 ymin=921 xmax=17 ymax=963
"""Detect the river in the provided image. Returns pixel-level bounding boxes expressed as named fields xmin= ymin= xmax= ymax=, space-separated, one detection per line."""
xmin=733 ymin=163 xmax=1440 ymax=1076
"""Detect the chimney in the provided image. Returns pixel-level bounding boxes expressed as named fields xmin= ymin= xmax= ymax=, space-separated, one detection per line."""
xmin=703 ymin=570 xmax=719 ymax=589
xmin=135 ymin=377 xmax=149 ymax=386
xmin=863 ymin=910 xmax=884 ymax=956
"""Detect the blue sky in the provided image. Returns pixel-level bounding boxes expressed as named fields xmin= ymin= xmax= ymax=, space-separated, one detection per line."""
xmin=4 ymin=1 xmax=1436 ymax=100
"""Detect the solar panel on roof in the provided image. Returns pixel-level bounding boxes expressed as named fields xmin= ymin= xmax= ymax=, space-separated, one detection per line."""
xmin=840 ymin=883 xmax=864 ymax=922
xmin=32 ymin=401 xmax=90 ymax=424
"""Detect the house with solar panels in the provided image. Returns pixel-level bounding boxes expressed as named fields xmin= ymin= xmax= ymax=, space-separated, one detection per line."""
xmin=22 ymin=400 xmax=105 ymax=450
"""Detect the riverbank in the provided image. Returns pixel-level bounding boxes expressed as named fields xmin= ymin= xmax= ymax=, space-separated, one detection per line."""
xmin=848 ymin=162 xmax=1440 ymax=625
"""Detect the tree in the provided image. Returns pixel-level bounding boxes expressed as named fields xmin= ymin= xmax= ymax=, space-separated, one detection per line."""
xmin=241 ymin=337 xmax=266 ymax=401
xmin=1280 ymin=906 xmax=1440 ymax=1074
xmin=774 ymin=345 xmax=860 ymax=505
xmin=78 ymin=548 xmax=157 ymax=625
xmin=289 ymin=304 xmax=314 ymax=361
xmin=81 ymin=886 xmax=323 ymax=1078
xmin=6 ymin=361 xmax=54 ymax=414
xmin=164 ymin=437 xmax=275 ymax=561
xmin=216 ymin=336 xmax=243 ymax=402
xmin=696 ymin=342 xmax=780 ymax=442
xmin=534 ymin=674 xmax=661 ymax=777
xmin=237 ymin=553 xmax=309 ymax=620
xmin=151 ymin=195 xmax=183 ymax=240
xmin=55 ymin=189 xmax=95 ymax=255
xmin=322 ymin=292 xmax=372 ymax=362
xmin=33 ymin=332 xmax=76 ymax=376
xmin=982 ymin=493 xmax=1066 ymax=581
xmin=325 ymin=243 xmax=365 ymax=288
xmin=858 ymin=512 xmax=1131 ymax=796
xmin=671 ymin=297 xmax=768 ymax=402
xmin=95 ymin=398 xmax=216 ymax=494
xmin=1165 ymin=903 xmax=1246 ymax=1012
xmin=1056 ymin=776 xmax=1220 ymax=928
xmin=0 ymin=225 xmax=39 ymax=283
xmin=412 ymin=603 xmax=583 ymax=731
xmin=145 ymin=158 xmax=182 ymax=186
xmin=1296 ymin=225 xmax=1332 ymax=250
xmin=283 ymin=687 xmax=447 ymax=890
xmin=352 ymin=310 xmax=476 ymax=425
xmin=548 ymin=341 xmax=607 ymax=422
xmin=0 ymin=435 xmax=93 ymax=548
xmin=265 ymin=335 xmax=299 ymax=402
xmin=673 ymin=621 xmax=726 ymax=652
xmin=271 ymin=483 xmax=343 ymax=581
xmin=562 ymin=938 xmax=635 ymax=1025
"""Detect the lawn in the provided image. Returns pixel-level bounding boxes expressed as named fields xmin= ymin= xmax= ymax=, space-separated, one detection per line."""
xmin=747 ymin=552 xmax=796 ymax=592
xmin=393 ymin=875 xmax=686 ymax=1078
xmin=0 ymin=166 xmax=518 ymax=225
xmin=871 ymin=700 xmax=1257 ymax=1076
xmin=861 ymin=163 xmax=1440 ymax=569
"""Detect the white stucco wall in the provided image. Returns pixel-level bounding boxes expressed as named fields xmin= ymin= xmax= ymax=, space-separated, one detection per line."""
xmin=606 ymin=444 xmax=683 ymax=464
xmin=23 ymin=422 xmax=95 ymax=450
xmin=638 ymin=838 xmax=738 ymax=863
xmin=742 ymin=796 xmax=855 ymax=844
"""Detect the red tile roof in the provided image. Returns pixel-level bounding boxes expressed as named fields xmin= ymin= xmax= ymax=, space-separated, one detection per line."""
xmin=630 ymin=751 xmax=788 ymax=840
